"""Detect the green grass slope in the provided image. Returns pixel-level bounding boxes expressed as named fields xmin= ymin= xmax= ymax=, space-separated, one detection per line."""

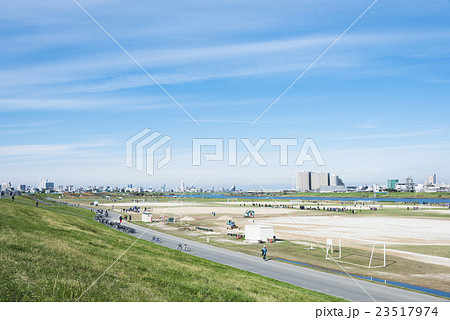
xmin=0 ymin=197 xmax=344 ymax=302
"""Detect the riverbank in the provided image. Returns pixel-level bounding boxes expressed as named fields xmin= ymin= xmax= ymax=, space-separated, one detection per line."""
xmin=284 ymin=192 xmax=450 ymax=199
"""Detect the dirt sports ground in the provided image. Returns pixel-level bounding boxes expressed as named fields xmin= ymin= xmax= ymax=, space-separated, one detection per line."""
xmin=67 ymin=196 xmax=450 ymax=293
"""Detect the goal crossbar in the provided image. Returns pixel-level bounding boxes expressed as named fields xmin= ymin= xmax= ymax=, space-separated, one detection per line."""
xmin=325 ymin=236 xmax=386 ymax=268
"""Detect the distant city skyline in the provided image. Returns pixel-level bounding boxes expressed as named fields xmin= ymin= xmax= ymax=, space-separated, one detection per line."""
xmin=1 ymin=1 xmax=449 ymax=188
xmin=1 ymin=171 xmax=448 ymax=193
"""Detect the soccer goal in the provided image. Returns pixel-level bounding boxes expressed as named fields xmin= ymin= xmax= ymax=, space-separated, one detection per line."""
xmin=325 ymin=236 xmax=386 ymax=268
xmin=173 ymin=213 xmax=190 ymax=226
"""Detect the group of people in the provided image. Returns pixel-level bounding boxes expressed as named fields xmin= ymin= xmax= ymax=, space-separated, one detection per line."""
xmin=118 ymin=215 xmax=132 ymax=223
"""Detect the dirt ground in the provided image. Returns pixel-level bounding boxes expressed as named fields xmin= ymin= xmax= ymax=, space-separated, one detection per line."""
xmin=100 ymin=201 xmax=450 ymax=270
xmin=260 ymin=215 xmax=450 ymax=245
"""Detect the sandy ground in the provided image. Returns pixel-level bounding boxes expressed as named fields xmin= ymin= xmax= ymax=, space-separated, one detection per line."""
xmin=260 ymin=215 xmax=450 ymax=245
xmin=107 ymin=203 xmax=300 ymax=216
xmin=99 ymin=201 xmax=202 ymax=207
xmin=102 ymin=200 xmax=450 ymax=268
xmin=101 ymin=202 xmax=449 ymax=244
xmin=258 ymin=215 xmax=450 ymax=268
xmin=107 ymin=203 xmax=450 ymax=245
xmin=101 ymin=201 xmax=450 ymax=214
xmin=386 ymin=249 xmax=450 ymax=268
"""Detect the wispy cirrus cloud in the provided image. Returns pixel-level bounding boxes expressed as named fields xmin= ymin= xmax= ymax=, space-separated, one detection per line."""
xmin=2 ymin=29 xmax=449 ymax=98
xmin=330 ymin=129 xmax=447 ymax=141
xmin=0 ymin=140 xmax=117 ymax=158
xmin=0 ymin=96 xmax=172 ymax=112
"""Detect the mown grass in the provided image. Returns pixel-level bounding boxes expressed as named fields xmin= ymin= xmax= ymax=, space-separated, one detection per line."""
xmin=0 ymin=197 xmax=344 ymax=302
xmin=389 ymin=245 xmax=450 ymax=259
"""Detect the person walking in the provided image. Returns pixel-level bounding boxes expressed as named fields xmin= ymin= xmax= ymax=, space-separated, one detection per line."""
xmin=119 ymin=216 xmax=123 ymax=224
xmin=261 ymin=245 xmax=267 ymax=261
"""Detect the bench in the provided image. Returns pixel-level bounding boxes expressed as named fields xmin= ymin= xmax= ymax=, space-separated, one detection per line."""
xmin=196 ymin=226 xmax=213 ymax=232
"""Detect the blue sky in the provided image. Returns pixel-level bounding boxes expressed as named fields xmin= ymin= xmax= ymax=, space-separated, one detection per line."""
xmin=1 ymin=0 xmax=449 ymax=189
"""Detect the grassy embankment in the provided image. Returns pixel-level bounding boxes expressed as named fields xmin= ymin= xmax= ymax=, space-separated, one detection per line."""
xmin=0 ymin=196 xmax=344 ymax=302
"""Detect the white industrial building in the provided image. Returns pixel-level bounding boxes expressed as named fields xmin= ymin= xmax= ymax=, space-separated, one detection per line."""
xmin=141 ymin=212 xmax=152 ymax=222
xmin=245 ymin=225 xmax=274 ymax=242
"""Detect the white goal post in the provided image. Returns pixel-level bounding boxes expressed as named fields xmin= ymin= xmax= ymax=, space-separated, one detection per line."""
xmin=173 ymin=213 xmax=190 ymax=226
xmin=326 ymin=236 xmax=386 ymax=268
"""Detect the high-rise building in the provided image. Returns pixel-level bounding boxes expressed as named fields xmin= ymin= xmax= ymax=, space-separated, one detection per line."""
xmin=295 ymin=171 xmax=344 ymax=191
xmin=39 ymin=179 xmax=54 ymax=191
xmin=320 ymin=172 xmax=330 ymax=187
xmin=330 ymin=174 xmax=337 ymax=186
xmin=405 ymin=176 xmax=415 ymax=192
xmin=387 ymin=179 xmax=399 ymax=190
xmin=295 ymin=171 xmax=311 ymax=191
xmin=310 ymin=172 xmax=322 ymax=191
xmin=428 ymin=174 xmax=437 ymax=185
xmin=1 ymin=181 xmax=12 ymax=191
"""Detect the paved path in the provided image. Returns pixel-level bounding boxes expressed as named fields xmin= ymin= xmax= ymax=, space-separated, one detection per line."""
xmin=100 ymin=210 xmax=447 ymax=302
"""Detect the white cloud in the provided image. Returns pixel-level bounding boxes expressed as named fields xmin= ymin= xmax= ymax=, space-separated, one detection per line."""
xmin=0 ymin=140 xmax=116 ymax=158
xmin=330 ymin=129 xmax=447 ymax=141
xmin=0 ymin=97 xmax=170 ymax=112
xmin=2 ymin=29 xmax=449 ymax=98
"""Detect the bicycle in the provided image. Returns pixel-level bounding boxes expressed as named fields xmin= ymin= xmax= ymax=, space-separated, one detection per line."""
xmin=123 ymin=226 xmax=136 ymax=233
xmin=95 ymin=215 xmax=135 ymax=233
xmin=152 ymin=236 xmax=163 ymax=243
xmin=177 ymin=243 xmax=191 ymax=252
